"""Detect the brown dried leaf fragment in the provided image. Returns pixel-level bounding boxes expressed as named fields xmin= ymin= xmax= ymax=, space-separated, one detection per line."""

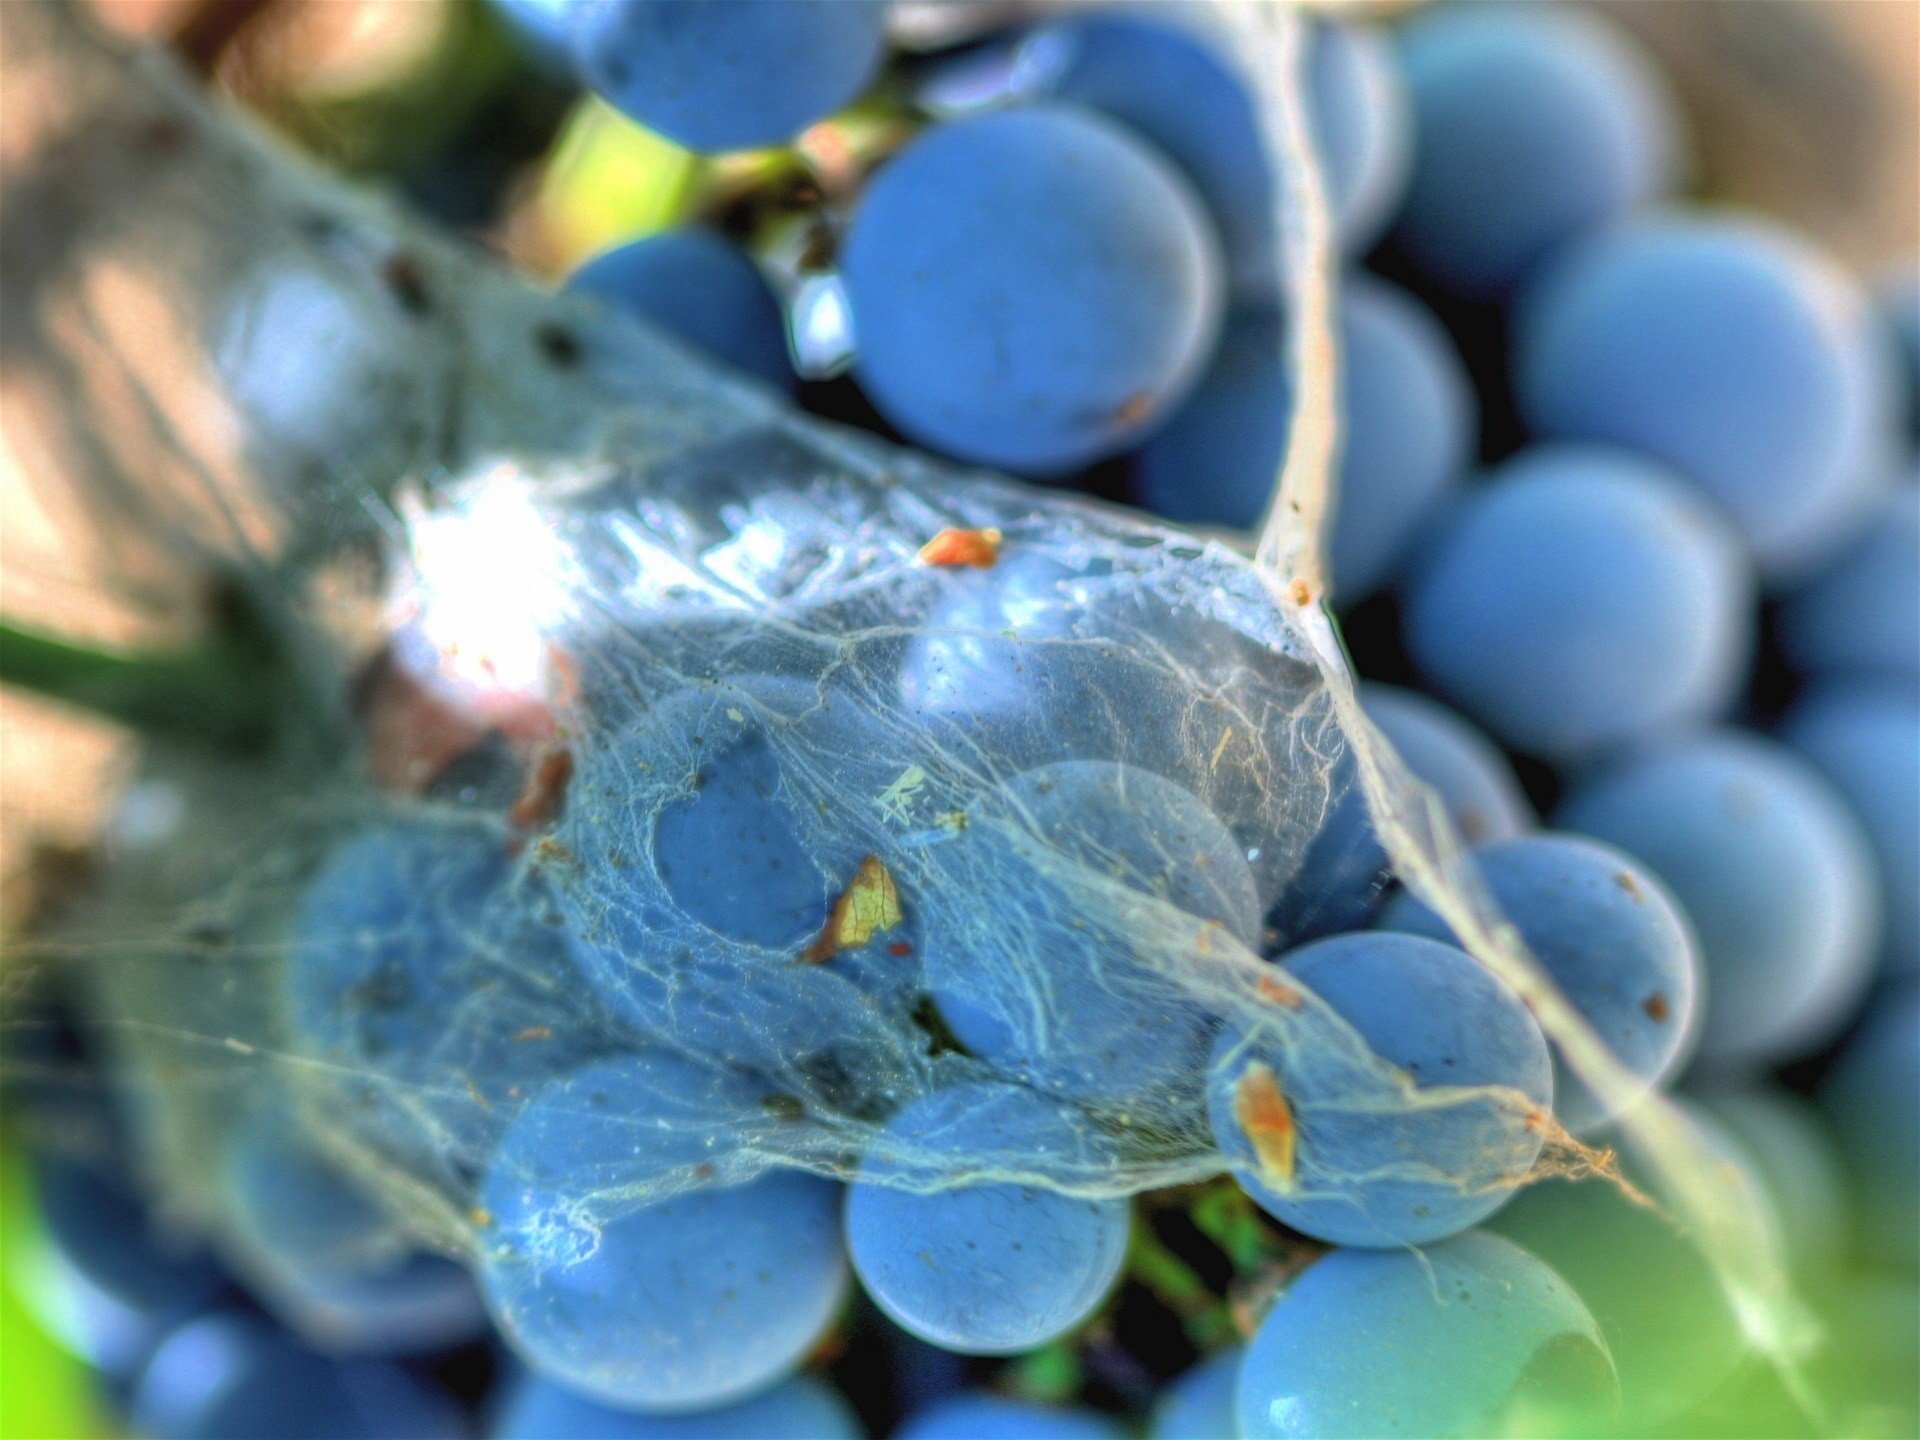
xmin=510 ymin=744 xmax=574 ymax=830
xmin=918 ymin=527 xmax=1002 ymax=568
xmin=1233 ymin=1062 xmax=1298 ymax=1193
xmin=803 ymin=854 xmax=904 ymax=962
xmin=1256 ymin=974 xmax=1306 ymax=1009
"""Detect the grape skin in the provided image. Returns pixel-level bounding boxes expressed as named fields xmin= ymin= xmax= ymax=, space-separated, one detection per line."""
xmin=1689 ymin=1085 xmax=1849 ymax=1279
xmin=1381 ymin=833 xmax=1699 ymax=1134
xmin=568 ymin=228 xmax=794 ymax=392
xmin=1402 ymin=445 xmax=1754 ymax=758
xmin=1149 ymin=1346 xmax=1243 ymax=1440
xmin=921 ymin=760 xmax=1260 ymax=1106
xmin=1208 ymin=932 xmax=1552 ymax=1248
xmin=1038 ymin=11 xmax=1409 ymax=286
xmin=844 ymin=1081 xmax=1129 ymax=1356
xmin=1236 ymin=1232 xmax=1617 ymax=1440
xmin=1558 ymin=730 xmax=1883 ymax=1065
xmin=1818 ymin=982 xmax=1919 ymax=1272
xmin=491 ymin=1372 xmax=861 ymax=1440
xmin=476 ymin=1053 xmax=846 ymax=1412
xmin=896 ymin=1395 xmax=1123 ymax=1440
xmin=1391 ymin=3 xmax=1681 ymax=298
xmin=841 ymin=104 xmax=1224 ymax=476
xmin=1515 ymin=214 xmax=1897 ymax=578
xmin=1782 ymin=682 xmax=1920 ymax=977
xmin=1778 ymin=484 xmax=1919 ymax=683
xmin=569 ymin=0 xmax=888 ymax=154
xmin=1133 ymin=274 xmax=1475 ymax=605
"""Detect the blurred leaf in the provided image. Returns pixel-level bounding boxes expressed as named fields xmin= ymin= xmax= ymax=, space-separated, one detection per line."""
xmin=534 ymin=98 xmax=708 ymax=272
xmin=0 ymin=1142 xmax=107 ymax=1440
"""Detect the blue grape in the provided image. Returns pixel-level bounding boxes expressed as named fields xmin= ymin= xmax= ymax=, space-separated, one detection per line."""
xmin=1380 ymin=833 xmax=1700 ymax=1134
xmin=1391 ymin=4 xmax=1681 ymax=298
xmin=568 ymin=227 xmax=793 ymax=391
xmin=1133 ymin=274 xmax=1475 ymax=603
xmin=1557 ymin=730 xmax=1883 ymax=1064
xmin=219 ymin=1114 xmax=485 ymax=1355
xmin=844 ymin=1082 xmax=1128 ymax=1356
xmin=1237 ymin=1231 xmax=1617 ymax=1440
xmin=1778 ymin=483 xmax=1919 ymax=682
xmin=841 ymin=104 xmax=1224 ymax=475
xmin=130 ymin=1311 xmax=465 ymax=1440
xmin=1038 ymin=11 xmax=1408 ymax=284
xmin=1880 ymin=270 xmax=1920 ymax=437
xmin=1360 ymin=684 xmax=1534 ymax=847
xmin=1819 ymin=982 xmax=1918 ymax=1271
xmin=1515 ymin=213 xmax=1898 ymax=577
xmin=1401 ymin=444 xmax=1754 ymax=758
xmin=492 ymin=1371 xmax=860 ymax=1440
xmin=896 ymin=1395 xmax=1122 ymax=1440
xmin=476 ymin=1051 xmax=846 ymax=1412
xmin=569 ymin=0 xmax=888 ymax=153
xmin=1150 ymin=1346 xmax=1242 ymax=1440
xmin=920 ymin=761 xmax=1260 ymax=1106
xmin=1208 ymin=932 xmax=1552 ymax=1248
xmin=1782 ymin=682 xmax=1919 ymax=977
xmin=1489 ymin=1104 xmax=1776 ymax=1427
xmin=1690 ymin=1085 xmax=1849 ymax=1279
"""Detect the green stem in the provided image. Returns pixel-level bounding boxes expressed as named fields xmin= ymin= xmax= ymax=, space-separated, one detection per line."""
xmin=1127 ymin=1216 xmax=1237 ymax=1349
xmin=0 ymin=622 xmax=275 ymax=749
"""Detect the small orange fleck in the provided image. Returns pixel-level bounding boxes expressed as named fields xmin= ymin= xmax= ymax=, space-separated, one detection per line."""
xmin=1115 ymin=393 xmax=1156 ymax=425
xmin=1642 ymin=992 xmax=1670 ymax=1022
xmin=1615 ymin=870 xmax=1643 ymax=899
xmin=804 ymin=854 xmax=905 ymax=962
xmin=918 ymin=527 xmax=1002 ymax=568
xmin=1256 ymin=974 xmax=1306 ymax=1009
xmin=510 ymin=744 xmax=574 ymax=829
xmin=513 ymin=1026 xmax=554 ymax=1042
xmin=1288 ymin=579 xmax=1312 ymax=607
xmin=889 ymin=940 xmax=914 ymax=956
xmin=469 ymin=1207 xmax=494 ymax=1228
xmin=1233 ymin=1063 xmax=1298 ymax=1192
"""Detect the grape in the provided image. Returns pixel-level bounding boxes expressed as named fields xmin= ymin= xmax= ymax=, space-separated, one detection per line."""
xmin=1819 ymin=981 xmax=1919 ymax=1271
xmin=1132 ymin=274 xmax=1475 ymax=604
xmin=1782 ymin=682 xmax=1919 ymax=977
xmin=1380 ymin=833 xmax=1699 ymax=1134
xmin=1557 ymin=730 xmax=1883 ymax=1064
xmin=841 ymin=104 xmax=1224 ymax=475
xmin=492 ymin=1372 xmax=861 ymax=1440
xmin=1689 ymin=1085 xmax=1848 ymax=1278
xmin=1401 ymin=444 xmax=1753 ymax=758
xmin=921 ymin=761 xmax=1260 ymax=1106
xmin=1391 ymin=4 xmax=1681 ymax=298
xmin=1490 ymin=1104 xmax=1777 ymax=1427
xmin=1207 ymin=932 xmax=1551 ymax=1247
xmin=844 ymin=1081 xmax=1128 ymax=1355
xmin=1268 ymin=684 xmax=1532 ymax=945
xmin=1037 ymin=11 xmax=1408 ymax=285
xmin=130 ymin=1311 xmax=465 ymax=1440
xmin=1237 ymin=1231 xmax=1617 ymax=1440
xmin=219 ymin=1114 xmax=486 ymax=1355
xmin=1778 ymin=483 xmax=1919 ymax=682
xmin=895 ymin=1395 xmax=1122 ymax=1440
xmin=1515 ymin=213 xmax=1897 ymax=578
xmin=476 ymin=1052 xmax=846 ymax=1411
xmin=1880 ymin=270 xmax=1920 ymax=436
xmin=568 ymin=228 xmax=794 ymax=391
xmin=569 ymin=0 xmax=888 ymax=154
xmin=1359 ymin=684 xmax=1534 ymax=848
xmin=1149 ymin=1346 xmax=1242 ymax=1440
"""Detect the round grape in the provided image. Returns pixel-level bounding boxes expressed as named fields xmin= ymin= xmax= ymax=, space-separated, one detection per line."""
xmin=896 ymin=1395 xmax=1122 ymax=1440
xmin=568 ymin=228 xmax=793 ymax=391
xmin=1208 ymin=932 xmax=1552 ymax=1247
xmin=1690 ymin=1085 xmax=1849 ymax=1279
xmin=841 ymin=104 xmax=1224 ymax=475
xmin=569 ymin=0 xmax=888 ymax=154
xmin=845 ymin=1082 xmax=1128 ymax=1356
xmin=476 ymin=1052 xmax=846 ymax=1412
xmin=1360 ymin=683 xmax=1534 ymax=848
xmin=1515 ymin=213 xmax=1898 ymax=578
xmin=1392 ymin=3 xmax=1682 ymax=297
xmin=1782 ymin=682 xmax=1919 ymax=977
xmin=1150 ymin=1347 xmax=1242 ymax=1440
xmin=1381 ymin=833 xmax=1700 ymax=1133
xmin=1402 ymin=444 xmax=1754 ymax=758
xmin=1778 ymin=483 xmax=1919 ymax=682
xmin=1557 ymin=730 xmax=1883 ymax=1064
xmin=1133 ymin=274 xmax=1475 ymax=604
xmin=492 ymin=1371 xmax=861 ymax=1440
xmin=1237 ymin=1231 xmax=1617 ymax=1440
xmin=1819 ymin=982 xmax=1919 ymax=1271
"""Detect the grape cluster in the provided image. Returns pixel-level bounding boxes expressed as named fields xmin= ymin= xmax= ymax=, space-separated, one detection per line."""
xmin=11 ymin=3 xmax=1918 ymax=1440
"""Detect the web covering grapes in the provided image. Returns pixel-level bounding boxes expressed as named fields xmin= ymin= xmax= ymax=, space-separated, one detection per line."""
xmin=1 ymin=0 xmax=1797 ymax=1374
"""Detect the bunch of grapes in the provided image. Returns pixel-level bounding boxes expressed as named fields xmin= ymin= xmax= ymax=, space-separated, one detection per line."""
xmin=6 ymin=3 xmax=1915 ymax=1440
